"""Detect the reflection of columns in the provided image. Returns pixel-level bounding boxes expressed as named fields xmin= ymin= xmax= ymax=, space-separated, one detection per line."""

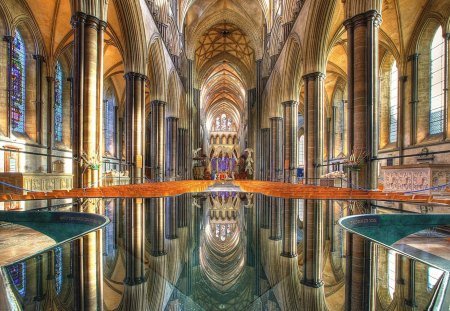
xmin=270 ymin=117 xmax=283 ymax=181
xmin=269 ymin=197 xmax=282 ymax=240
xmin=178 ymin=194 xmax=188 ymax=228
xmin=150 ymin=197 xmax=166 ymax=256
xmin=261 ymin=128 xmax=270 ymax=180
xmin=71 ymin=13 xmax=105 ymax=188
xmin=302 ymin=200 xmax=324 ymax=286
xmin=166 ymin=117 xmax=178 ymax=180
xmin=124 ymin=198 xmax=145 ymax=284
xmin=125 ymin=73 xmax=146 ymax=184
xmin=283 ymin=101 xmax=298 ymax=183
xmin=303 ymin=73 xmax=325 ymax=184
xmin=151 ymin=101 xmax=166 ymax=181
xmin=261 ymin=195 xmax=269 ymax=229
xmin=345 ymin=10 xmax=381 ymax=190
xmin=281 ymin=198 xmax=297 ymax=257
xmin=165 ymin=197 xmax=178 ymax=239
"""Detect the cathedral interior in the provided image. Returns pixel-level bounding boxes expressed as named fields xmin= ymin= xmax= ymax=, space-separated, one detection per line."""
xmin=0 ymin=0 xmax=449 ymax=310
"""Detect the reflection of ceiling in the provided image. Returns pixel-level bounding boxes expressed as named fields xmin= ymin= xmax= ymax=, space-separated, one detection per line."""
xmin=196 ymin=23 xmax=254 ymax=71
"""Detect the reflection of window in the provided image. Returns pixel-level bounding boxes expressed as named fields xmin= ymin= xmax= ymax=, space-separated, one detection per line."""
xmin=298 ymin=135 xmax=304 ymax=166
xmin=11 ymin=31 xmax=26 ymax=133
xmin=7 ymin=263 xmax=26 ymax=297
xmin=55 ymin=247 xmax=63 ymax=294
xmin=54 ymin=62 xmax=63 ymax=142
xmin=428 ymin=266 xmax=443 ymax=291
xmin=388 ymin=250 xmax=396 ymax=298
xmin=389 ymin=61 xmax=398 ymax=143
xmin=430 ymin=27 xmax=445 ymax=135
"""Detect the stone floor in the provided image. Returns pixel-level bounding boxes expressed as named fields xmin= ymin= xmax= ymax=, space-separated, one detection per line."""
xmin=0 ymin=221 xmax=55 ymax=266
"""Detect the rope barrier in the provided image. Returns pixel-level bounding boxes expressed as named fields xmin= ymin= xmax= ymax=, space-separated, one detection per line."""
xmin=0 ymin=181 xmax=37 ymax=193
xmin=404 ymin=181 xmax=450 ymax=194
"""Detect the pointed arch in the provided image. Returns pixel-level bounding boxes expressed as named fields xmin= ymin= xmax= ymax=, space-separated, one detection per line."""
xmin=148 ymin=37 xmax=168 ymax=102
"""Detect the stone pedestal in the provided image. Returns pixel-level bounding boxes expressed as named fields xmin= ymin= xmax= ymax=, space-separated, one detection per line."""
xmin=382 ymin=164 xmax=450 ymax=194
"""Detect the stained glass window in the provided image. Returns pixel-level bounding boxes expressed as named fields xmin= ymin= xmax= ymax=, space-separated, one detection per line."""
xmin=389 ymin=61 xmax=398 ymax=143
xmin=388 ymin=250 xmax=396 ymax=298
xmin=7 ymin=263 xmax=26 ymax=297
xmin=55 ymin=246 xmax=63 ymax=294
xmin=104 ymin=98 xmax=116 ymax=156
xmin=54 ymin=62 xmax=63 ymax=142
xmin=11 ymin=31 xmax=26 ymax=133
xmin=430 ymin=27 xmax=445 ymax=135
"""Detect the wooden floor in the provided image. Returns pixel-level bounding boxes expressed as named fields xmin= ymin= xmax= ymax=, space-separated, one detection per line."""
xmin=0 ymin=180 xmax=448 ymax=206
xmin=0 ymin=221 xmax=55 ymax=266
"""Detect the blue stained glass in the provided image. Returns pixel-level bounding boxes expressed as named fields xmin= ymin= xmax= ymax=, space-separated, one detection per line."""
xmin=7 ymin=263 xmax=26 ymax=297
xmin=55 ymin=246 xmax=63 ymax=294
xmin=54 ymin=62 xmax=63 ymax=142
xmin=104 ymin=99 xmax=116 ymax=156
xmin=11 ymin=31 xmax=26 ymax=133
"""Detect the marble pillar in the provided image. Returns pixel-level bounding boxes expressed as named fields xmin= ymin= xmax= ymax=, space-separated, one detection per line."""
xmin=151 ymin=101 xmax=166 ymax=181
xmin=270 ymin=117 xmax=283 ymax=181
xmin=283 ymin=100 xmax=298 ymax=183
xmin=166 ymin=117 xmax=178 ymax=180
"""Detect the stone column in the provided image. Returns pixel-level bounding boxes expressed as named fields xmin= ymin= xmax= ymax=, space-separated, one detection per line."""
xmin=303 ymin=73 xmax=325 ymax=185
xmin=344 ymin=10 xmax=381 ymax=190
xmin=283 ymin=101 xmax=298 ymax=183
xmin=124 ymin=198 xmax=146 ymax=284
xmin=71 ymin=13 xmax=105 ymax=188
xmin=33 ymin=55 xmax=44 ymax=144
xmin=269 ymin=197 xmax=282 ymax=240
xmin=165 ymin=197 xmax=178 ymax=239
xmin=270 ymin=117 xmax=283 ymax=181
xmin=151 ymin=101 xmax=166 ymax=181
xmin=125 ymin=73 xmax=146 ymax=183
xmin=166 ymin=117 xmax=178 ymax=180
xmin=301 ymin=200 xmax=325 ymax=308
xmin=281 ymin=198 xmax=297 ymax=257
xmin=407 ymin=53 xmax=419 ymax=146
xmin=47 ymin=77 xmax=55 ymax=173
xmin=445 ymin=34 xmax=450 ymax=140
xmin=149 ymin=197 xmax=166 ymax=256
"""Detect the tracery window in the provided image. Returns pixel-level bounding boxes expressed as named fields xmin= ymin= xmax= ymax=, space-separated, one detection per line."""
xmin=11 ymin=31 xmax=26 ymax=133
xmin=389 ymin=61 xmax=398 ymax=143
xmin=429 ymin=27 xmax=445 ymax=135
xmin=54 ymin=62 xmax=63 ymax=142
xmin=213 ymin=113 xmax=233 ymax=131
xmin=298 ymin=135 xmax=304 ymax=166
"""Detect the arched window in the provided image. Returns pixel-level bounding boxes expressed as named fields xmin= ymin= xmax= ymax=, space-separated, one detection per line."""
xmin=298 ymin=135 xmax=304 ymax=166
xmin=11 ymin=31 xmax=26 ymax=133
xmin=429 ymin=27 xmax=445 ymax=135
xmin=104 ymin=97 xmax=116 ymax=157
xmin=388 ymin=250 xmax=396 ymax=298
xmin=389 ymin=61 xmax=398 ymax=143
xmin=54 ymin=62 xmax=63 ymax=143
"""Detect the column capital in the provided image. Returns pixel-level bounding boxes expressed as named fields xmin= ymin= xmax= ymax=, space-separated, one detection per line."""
xmin=124 ymin=71 xmax=147 ymax=81
xmin=407 ymin=53 xmax=419 ymax=61
xmin=445 ymin=33 xmax=450 ymax=40
xmin=46 ymin=76 xmax=55 ymax=83
xmin=300 ymin=279 xmax=324 ymax=288
xmin=261 ymin=127 xmax=270 ymax=132
xmin=33 ymin=54 xmax=45 ymax=62
xmin=302 ymin=72 xmax=325 ymax=81
xmin=3 ymin=35 xmax=12 ymax=43
xmin=166 ymin=116 xmax=179 ymax=121
xmin=344 ymin=10 xmax=382 ymax=29
xmin=282 ymin=100 xmax=298 ymax=107
xmin=399 ymin=76 xmax=407 ymax=83
xmin=70 ymin=12 xmax=87 ymax=29
xmin=151 ymin=100 xmax=167 ymax=107
xmin=269 ymin=116 xmax=283 ymax=121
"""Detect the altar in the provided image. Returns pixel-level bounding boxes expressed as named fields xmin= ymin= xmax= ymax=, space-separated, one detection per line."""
xmin=382 ymin=164 xmax=450 ymax=194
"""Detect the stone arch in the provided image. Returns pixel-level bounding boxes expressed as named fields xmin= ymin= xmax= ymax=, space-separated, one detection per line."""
xmin=166 ymin=70 xmax=180 ymax=117
xmin=281 ymin=36 xmax=302 ymax=102
xmin=268 ymin=70 xmax=282 ymax=117
xmin=148 ymin=37 xmax=168 ymax=102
